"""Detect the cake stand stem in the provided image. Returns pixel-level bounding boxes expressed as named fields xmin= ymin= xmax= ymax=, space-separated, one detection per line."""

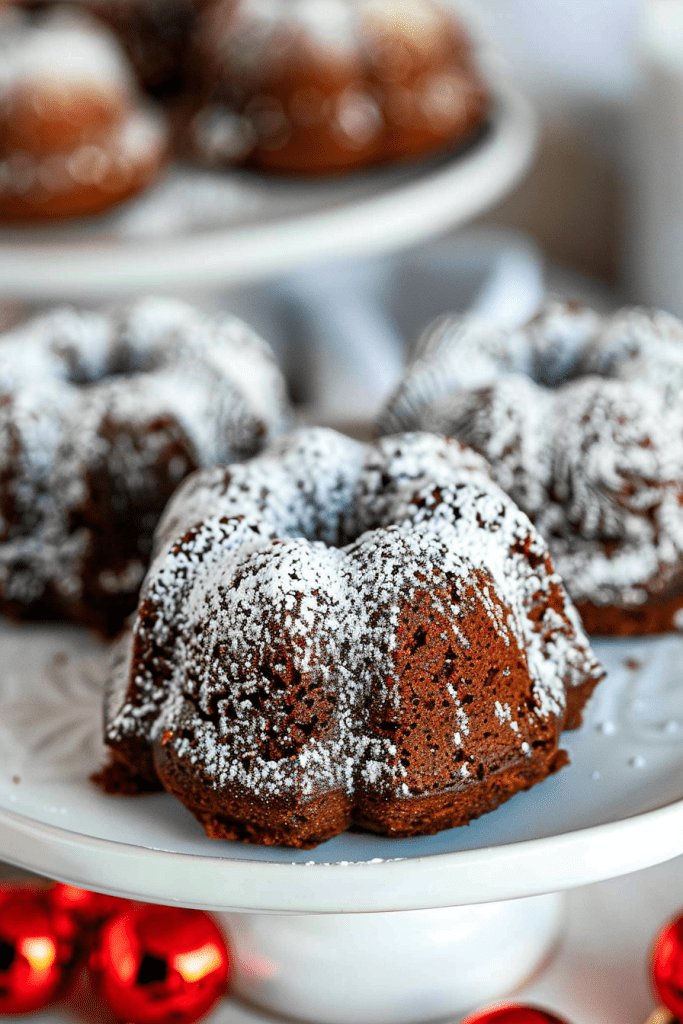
xmin=220 ymin=891 xmax=565 ymax=1024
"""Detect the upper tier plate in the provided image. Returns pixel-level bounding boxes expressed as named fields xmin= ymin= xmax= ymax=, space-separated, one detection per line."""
xmin=0 ymin=79 xmax=535 ymax=299
xmin=0 ymin=621 xmax=681 ymax=913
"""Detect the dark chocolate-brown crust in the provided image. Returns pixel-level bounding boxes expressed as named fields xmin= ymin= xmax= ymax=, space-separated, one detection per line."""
xmin=150 ymin=582 xmax=596 ymax=849
xmin=154 ymin=739 xmax=352 ymax=848
xmin=154 ymin=745 xmax=571 ymax=849
xmin=69 ymin=415 xmax=199 ymax=635
xmin=91 ymin=756 xmax=163 ymax=795
xmin=104 ymin=429 xmax=604 ymax=848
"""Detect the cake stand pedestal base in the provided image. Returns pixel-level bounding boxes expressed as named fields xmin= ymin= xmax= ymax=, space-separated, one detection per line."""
xmin=221 ymin=891 xmax=564 ymax=1024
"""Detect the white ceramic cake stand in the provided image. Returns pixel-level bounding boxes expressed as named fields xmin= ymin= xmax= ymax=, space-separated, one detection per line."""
xmin=0 ymin=622 xmax=682 ymax=1022
xmin=0 ymin=76 xmax=535 ymax=300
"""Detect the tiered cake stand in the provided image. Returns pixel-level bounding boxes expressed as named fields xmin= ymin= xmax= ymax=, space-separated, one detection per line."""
xmin=0 ymin=76 xmax=667 ymax=1024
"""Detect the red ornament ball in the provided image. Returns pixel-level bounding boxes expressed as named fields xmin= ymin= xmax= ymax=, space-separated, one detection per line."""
xmin=89 ymin=905 xmax=230 ymax=1024
xmin=49 ymin=883 xmax=128 ymax=929
xmin=0 ymin=886 xmax=77 ymax=1014
xmin=652 ymin=913 xmax=683 ymax=1018
xmin=461 ymin=1007 xmax=570 ymax=1024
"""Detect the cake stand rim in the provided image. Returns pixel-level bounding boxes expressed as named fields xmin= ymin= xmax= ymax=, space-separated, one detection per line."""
xmin=0 ymin=781 xmax=678 ymax=913
xmin=0 ymin=75 xmax=537 ymax=299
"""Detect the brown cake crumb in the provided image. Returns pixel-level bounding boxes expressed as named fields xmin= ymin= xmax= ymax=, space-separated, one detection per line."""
xmin=91 ymin=758 xmax=163 ymax=796
xmin=104 ymin=428 xmax=604 ymax=848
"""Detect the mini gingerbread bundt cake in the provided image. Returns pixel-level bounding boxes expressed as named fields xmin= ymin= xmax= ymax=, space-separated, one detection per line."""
xmin=104 ymin=427 xmax=603 ymax=848
xmin=0 ymin=4 xmax=169 ymax=220
xmin=0 ymin=296 xmax=288 ymax=635
xmin=186 ymin=0 xmax=491 ymax=174
xmin=380 ymin=300 xmax=683 ymax=635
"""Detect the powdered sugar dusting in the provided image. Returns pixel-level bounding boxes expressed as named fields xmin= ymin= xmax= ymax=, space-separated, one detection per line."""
xmin=192 ymin=0 xmax=486 ymax=171
xmin=0 ymin=6 xmax=170 ymax=210
xmin=212 ymin=0 xmax=464 ymax=79
xmin=106 ymin=427 xmax=602 ymax=808
xmin=380 ymin=299 xmax=683 ymax=607
xmin=0 ymin=7 xmax=133 ymax=96
xmin=0 ymin=296 xmax=288 ymax=616
xmin=211 ymin=0 xmax=358 ymax=82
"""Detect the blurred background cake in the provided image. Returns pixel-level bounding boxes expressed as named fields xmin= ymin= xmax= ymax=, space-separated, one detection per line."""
xmin=185 ymin=0 xmax=491 ymax=174
xmin=0 ymin=0 xmax=494 ymax=224
xmin=0 ymin=3 xmax=169 ymax=219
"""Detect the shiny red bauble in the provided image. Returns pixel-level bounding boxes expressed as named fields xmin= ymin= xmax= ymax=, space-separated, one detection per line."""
xmin=48 ymin=883 xmax=128 ymax=929
xmin=89 ymin=905 xmax=230 ymax=1024
xmin=0 ymin=886 xmax=77 ymax=1014
xmin=652 ymin=913 xmax=683 ymax=1018
xmin=460 ymin=1006 xmax=570 ymax=1024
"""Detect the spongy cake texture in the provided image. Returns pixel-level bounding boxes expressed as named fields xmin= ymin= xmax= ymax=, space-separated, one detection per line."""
xmin=105 ymin=427 xmax=603 ymax=848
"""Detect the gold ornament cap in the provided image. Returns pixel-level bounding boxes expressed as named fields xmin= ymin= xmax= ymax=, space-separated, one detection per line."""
xmin=646 ymin=1010 xmax=677 ymax=1024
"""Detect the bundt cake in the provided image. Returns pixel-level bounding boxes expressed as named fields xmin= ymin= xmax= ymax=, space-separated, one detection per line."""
xmin=104 ymin=427 xmax=603 ymax=848
xmin=186 ymin=0 xmax=491 ymax=174
xmin=0 ymin=296 xmax=288 ymax=635
xmin=0 ymin=4 xmax=169 ymax=220
xmin=380 ymin=299 xmax=683 ymax=635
